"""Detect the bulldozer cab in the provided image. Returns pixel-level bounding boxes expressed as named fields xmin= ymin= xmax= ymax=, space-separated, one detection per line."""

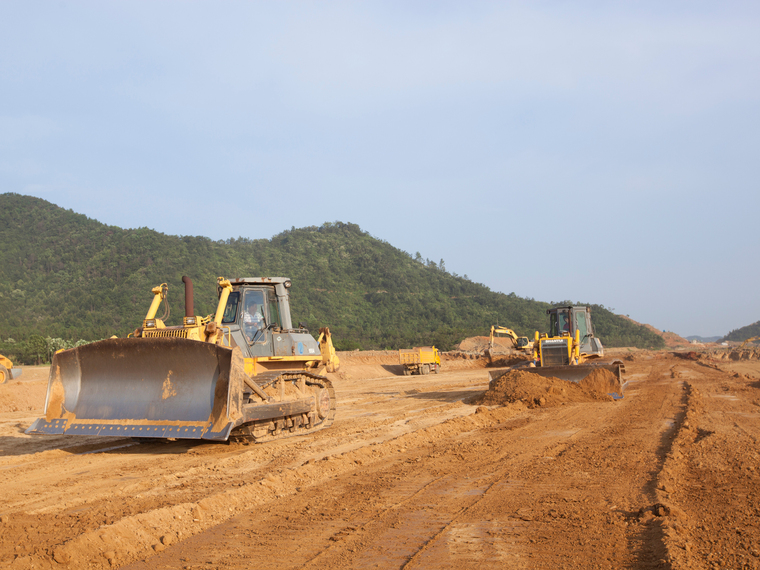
xmin=233 ymin=289 xmax=279 ymax=344
xmin=219 ymin=278 xmax=322 ymax=362
xmin=547 ymin=306 xmax=603 ymax=358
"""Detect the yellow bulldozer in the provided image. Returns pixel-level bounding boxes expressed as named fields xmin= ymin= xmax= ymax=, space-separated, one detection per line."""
xmin=0 ymin=354 xmax=23 ymax=384
xmin=27 ymin=276 xmax=339 ymax=442
xmin=489 ymin=306 xmax=625 ymax=398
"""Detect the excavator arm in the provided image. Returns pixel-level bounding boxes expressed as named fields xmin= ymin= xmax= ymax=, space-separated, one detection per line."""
xmin=490 ymin=326 xmax=519 ymax=348
xmin=737 ymin=336 xmax=760 ymax=350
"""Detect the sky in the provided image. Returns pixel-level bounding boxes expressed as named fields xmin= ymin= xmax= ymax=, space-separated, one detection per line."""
xmin=1 ymin=1 xmax=759 ymax=338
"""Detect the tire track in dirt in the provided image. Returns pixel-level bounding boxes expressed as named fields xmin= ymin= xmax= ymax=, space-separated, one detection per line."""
xmin=4 ymin=355 xmax=759 ymax=569
xmin=123 ymin=361 xmax=691 ymax=570
xmin=653 ymin=361 xmax=760 ymax=570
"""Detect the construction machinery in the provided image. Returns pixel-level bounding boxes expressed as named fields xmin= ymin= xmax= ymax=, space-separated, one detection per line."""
xmin=489 ymin=326 xmax=533 ymax=352
xmin=736 ymin=336 xmax=760 ymax=350
xmin=0 ymin=355 xmax=23 ymax=384
xmin=489 ymin=306 xmax=625 ymax=398
xmin=27 ymin=276 xmax=339 ymax=442
xmin=399 ymin=346 xmax=441 ymax=376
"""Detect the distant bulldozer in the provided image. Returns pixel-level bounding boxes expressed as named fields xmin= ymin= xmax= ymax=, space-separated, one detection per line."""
xmin=0 ymin=354 xmax=22 ymax=384
xmin=490 ymin=306 xmax=625 ymax=398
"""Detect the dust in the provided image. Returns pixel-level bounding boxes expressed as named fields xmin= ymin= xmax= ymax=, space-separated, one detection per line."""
xmin=477 ymin=369 xmax=614 ymax=408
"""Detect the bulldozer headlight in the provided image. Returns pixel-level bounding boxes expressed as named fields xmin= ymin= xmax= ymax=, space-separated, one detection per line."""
xmin=144 ymin=319 xmax=156 ymax=328
xmin=185 ymin=317 xmax=197 ymax=325
xmin=284 ymin=280 xmax=292 ymax=288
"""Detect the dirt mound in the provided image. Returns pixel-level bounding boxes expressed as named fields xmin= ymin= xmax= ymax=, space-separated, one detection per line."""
xmin=618 ymin=315 xmax=691 ymax=347
xmin=578 ymin=367 xmax=624 ymax=395
xmin=477 ymin=369 xmax=614 ymax=408
xmin=0 ymin=380 xmax=47 ymax=413
xmin=457 ymin=336 xmax=515 ymax=353
xmin=705 ymin=348 xmax=760 ymax=361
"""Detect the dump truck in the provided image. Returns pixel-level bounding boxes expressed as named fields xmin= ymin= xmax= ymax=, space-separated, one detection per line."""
xmin=399 ymin=346 xmax=441 ymax=376
xmin=489 ymin=306 xmax=625 ymax=398
xmin=0 ymin=355 xmax=23 ymax=384
xmin=27 ymin=276 xmax=338 ymax=442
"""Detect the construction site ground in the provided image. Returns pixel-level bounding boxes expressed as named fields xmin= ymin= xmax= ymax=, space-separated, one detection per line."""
xmin=1 ymin=346 xmax=760 ymax=569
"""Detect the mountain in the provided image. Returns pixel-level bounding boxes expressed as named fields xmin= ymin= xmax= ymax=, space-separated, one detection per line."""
xmin=686 ymin=335 xmax=722 ymax=343
xmin=721 ymin=322 xmax=760 ymax=343
xmin=617 ymin=315 xmax=691 ymax=348
xmin=0 ymin=193 xmax=665 ymax=362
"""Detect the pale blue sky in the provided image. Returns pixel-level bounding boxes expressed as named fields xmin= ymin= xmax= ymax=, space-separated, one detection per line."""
xmin=2 ymin=1 xmax=758 ymax=337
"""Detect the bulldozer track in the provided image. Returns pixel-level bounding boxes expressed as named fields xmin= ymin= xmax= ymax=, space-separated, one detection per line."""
xmin=230 ymin=371 xmax=336 ymax=444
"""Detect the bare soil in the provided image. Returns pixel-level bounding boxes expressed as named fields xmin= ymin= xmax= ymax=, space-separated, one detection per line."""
xmin=1 ymin=347 xmax=759 ymax=569
xmin=617 ymin=316 xmax=693 ymax=348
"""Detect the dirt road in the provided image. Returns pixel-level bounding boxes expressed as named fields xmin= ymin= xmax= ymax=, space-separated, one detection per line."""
xmin=1 ymin=350 xmax=759 ymax=569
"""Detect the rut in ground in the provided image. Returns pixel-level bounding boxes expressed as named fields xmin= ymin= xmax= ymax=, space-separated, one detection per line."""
xmin=125 ymin=361 xmax=687 ymax=570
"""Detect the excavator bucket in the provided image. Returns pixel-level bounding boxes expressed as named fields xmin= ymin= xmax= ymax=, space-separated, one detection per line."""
xmin=489 ymin=362 xmax=626 ymax=399
xmin=26 ymin=338 xmax=246 ymax=441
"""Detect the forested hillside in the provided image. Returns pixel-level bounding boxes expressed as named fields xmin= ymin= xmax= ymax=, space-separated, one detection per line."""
xmin=0 ymin=193 xmax=664 ymax=363
xmin=722 ymin=322 xmax=760 ymax=343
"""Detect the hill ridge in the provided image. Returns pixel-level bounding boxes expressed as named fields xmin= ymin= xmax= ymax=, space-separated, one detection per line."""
xmin=0 ymin=193 xmax=665 ymax=362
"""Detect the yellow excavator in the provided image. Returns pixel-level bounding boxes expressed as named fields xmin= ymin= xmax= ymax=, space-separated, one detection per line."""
xmin=736 ymin=336 xmax=760 ymax=350
xmin=489 ymin=306 xmax=625 ymax=398
xmin=489 ymin=326 xmax=533 ymax=352
xmin=27 ymin=276 xmax=339 ymax=442
xmin=0 ymin=354 xmax=23 ymax=384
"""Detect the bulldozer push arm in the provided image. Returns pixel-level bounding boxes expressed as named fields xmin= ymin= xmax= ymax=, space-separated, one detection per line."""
xmin=27 ymin=276 xmax=337 ymax=442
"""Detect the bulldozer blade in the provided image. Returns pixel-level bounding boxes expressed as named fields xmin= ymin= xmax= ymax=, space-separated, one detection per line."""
xmin=26 ymin=338 xmax=246 ymax=441
xmin=489 ymin=362 xmax=626 ymax=399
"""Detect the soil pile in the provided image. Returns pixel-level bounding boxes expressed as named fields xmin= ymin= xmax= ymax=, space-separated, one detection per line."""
xmin=705 ymin=348 xmax=760 ymax=361
xmin=0 ymin=380 xmax=46 ymax=413
xmin=478 ymin=369 xmax=614 ymax=408
xmin=577 ymin=367 xmax=623 ymax=395
xmin=618 ymin=315 xmax=691 ymax=347
xmin=457 ymin=336 xmax=515 ymax=353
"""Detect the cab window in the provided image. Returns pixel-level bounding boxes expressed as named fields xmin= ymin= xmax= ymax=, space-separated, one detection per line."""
xmin=557 ymin=312 xmax=571 ymax=334
xmin=243 ymin=290 xmax=267 ymax=343
xmin=267 ymin=291 xmax=282 ymax=328
xmin=574 ymin=312 xmax=589 ymax=339
xmin=221 ymin=292 xmax=240 ymax=324
xmin=549 ymin=311 xmax=570 ymax=336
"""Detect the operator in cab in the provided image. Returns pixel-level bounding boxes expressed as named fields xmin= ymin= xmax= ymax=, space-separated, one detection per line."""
xmin=244 ymin=296 xmax=266 ymax=341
